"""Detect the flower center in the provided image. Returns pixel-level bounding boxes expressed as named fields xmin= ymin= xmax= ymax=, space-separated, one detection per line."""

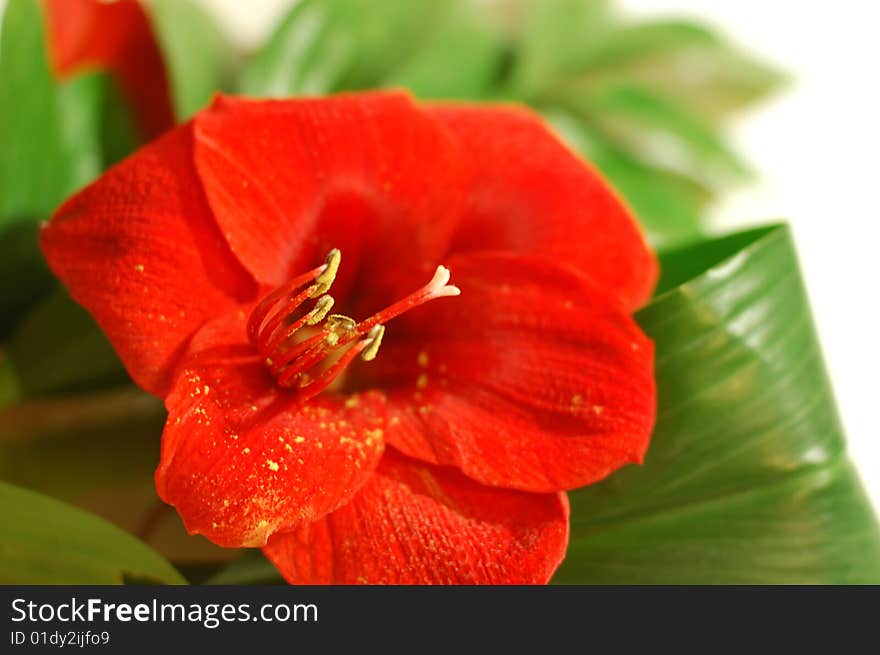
xmin=247 ymin=249 xmax=460 ymax=400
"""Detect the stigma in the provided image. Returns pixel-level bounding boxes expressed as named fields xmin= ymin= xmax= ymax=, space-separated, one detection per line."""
xmin=246 ymin=249 xmax=460 ymax=400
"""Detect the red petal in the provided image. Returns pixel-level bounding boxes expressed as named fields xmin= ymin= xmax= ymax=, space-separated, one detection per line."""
xmin=156 ymin=309 xmax=386 ymax=548
xmin=40 ymin=125 xmax=256 ymax=395
xmin=192 ymin=93 xmax=468 ymax=305
xmin=263 ymin=448 xmax=569 ymax=584
xmin=429 ymin=104 xmax=657 ymax=311
xmin=44 ymin=0 xmax=175 ymax=140
xmin=355 ymin=252 xmax=656 ymax=493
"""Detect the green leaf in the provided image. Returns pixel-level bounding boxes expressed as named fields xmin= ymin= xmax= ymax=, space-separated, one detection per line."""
xmin=560 ymin=81 xmax=750 ymax=187
xmin=240 ymin=0 xmax=448 ymax=96
xmin=149 ymin=0 xmax=230 ymax=119
xmin=509 ymin=0 xmax=613 ymax=98
xmin=0 ymin=0 xmax=102 ymax=225
xmin=384 ymin=2 xmax=505 ymax=99
xmin=6 ymin=287 xmax=127 ymax=398
xmin=572 ymin=19 xmax=787 ymax=120
xmin=204 ymin=550 xmax=284 ymax=585
xmin=0 ymin=480 xmax=185 ymax=584
xmin=555 ymin=225 xmax=880 ymax=583
xmin=0 ymin=223 xmax=55 ymax=338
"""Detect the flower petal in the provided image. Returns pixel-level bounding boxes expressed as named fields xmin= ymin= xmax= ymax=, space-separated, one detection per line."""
xmin=429 ymin=104 xmax=657 ymax=311
xmin=156 ymin=309 xmax=386 ymax=548
xmin=44 ymin=0 xmax=174 ymax=139
xmin=192 ymin=93 xmax=468 ymax=304
xmin=355 ymin=252 xmax=656 ymax=493
xmin=263 ymin=448 xmax=569 ymax=584
xmin=40 ymin=125 xmax=256 ymax=396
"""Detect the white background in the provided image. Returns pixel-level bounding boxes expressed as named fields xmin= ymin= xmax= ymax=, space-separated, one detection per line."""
xmin=3 ymin=0 xmax=878 ymax=507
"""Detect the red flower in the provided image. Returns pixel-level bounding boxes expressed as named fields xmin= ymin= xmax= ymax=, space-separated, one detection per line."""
xmin=42 ymin=0 xmax=174 ymax=140
xmin=41 ymin=92 xmax=657 ymax=584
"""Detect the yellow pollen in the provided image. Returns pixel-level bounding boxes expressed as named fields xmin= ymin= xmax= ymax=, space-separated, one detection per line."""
xmin=416 ymin=374 xmax=428 ymax=389
xmin=361 ymin=325 xmax=385 ymax=361
xmin=307 ymin=295 xmax=335 ymax=325
xmin=266 ymin=459 xmax=279 ymax=471
xmin=310 ymin=248 xmax=341 ymax=297
xmin=417 ymin=351 xmax=429 ymax=367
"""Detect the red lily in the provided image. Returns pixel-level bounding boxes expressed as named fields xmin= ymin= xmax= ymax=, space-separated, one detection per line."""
xmin=41 ymin=92 xmax=657 ymax=584
xmin=43 ymin=0 xmax=174 ymax=140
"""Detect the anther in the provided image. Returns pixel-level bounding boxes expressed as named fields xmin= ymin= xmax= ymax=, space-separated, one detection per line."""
xmin=306 ymin=295 xmax=335 ymax=325
xmin=361 ymin=325 xmax=384 ymax=361
xmin=309 ymin=248 xmax=341 ymax=298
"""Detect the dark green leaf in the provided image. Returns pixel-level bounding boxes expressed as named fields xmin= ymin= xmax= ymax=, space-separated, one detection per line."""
xmin=555 ymin=225 xmax=880 ymax=583
xmin=6 ymin=287 xmax=127 ymax=398
xmin=0 ymin=222 xmax=55 ymax=337
xmin=0 ymin=387 xmax=163 ymax=500
xmin=205 ymin=550 xmax=284 ymax=585
xmin=0 ymin=480 xmax=185 ymax=584
xmin=240 ymin=0 xmax=448 ymax=96
xmin=149 ymin=0 xmax=230 ymax=119
xmin=0 ymin=0 xmax=102 ymax=225
xmin=0 ymin=352 xmax=20 ymax=408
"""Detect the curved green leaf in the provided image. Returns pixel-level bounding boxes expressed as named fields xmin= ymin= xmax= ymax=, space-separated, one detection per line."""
xmin=555 ymin=225 xmax=880 ymax=583
xmin=0 ymin=0 xmax=102 ymax=226
xmin=0 ymin=481 xmax=185 ymax=584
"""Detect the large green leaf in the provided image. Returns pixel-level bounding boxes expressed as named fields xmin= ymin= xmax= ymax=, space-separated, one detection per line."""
xmin=0 ymin=0 xmax=102 ymax=226
xmin=555 ymin=225 xmax=880 ymax=583
xmin=149 ymin=0 xmax=230 ymax=119
xmin=0 ymin=480 xmax=185 ymax=584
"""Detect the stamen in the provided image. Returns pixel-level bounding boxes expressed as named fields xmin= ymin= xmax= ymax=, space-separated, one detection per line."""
xmin=248 ymin=253 xmax=459 ymax=398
